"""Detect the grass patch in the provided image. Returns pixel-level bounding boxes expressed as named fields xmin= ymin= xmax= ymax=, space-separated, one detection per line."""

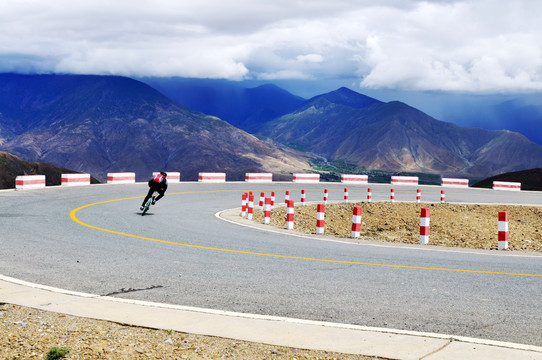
xmin=45 ymin=347 xmax=70 ymax=360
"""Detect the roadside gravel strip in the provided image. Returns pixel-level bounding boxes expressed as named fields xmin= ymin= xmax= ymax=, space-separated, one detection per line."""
xmin=1 ymin=183 xmax=542 ymax=359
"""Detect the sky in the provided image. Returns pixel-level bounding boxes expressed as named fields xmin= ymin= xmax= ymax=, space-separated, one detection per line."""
xmin=1 ymin=0 xmax=542 ymax=98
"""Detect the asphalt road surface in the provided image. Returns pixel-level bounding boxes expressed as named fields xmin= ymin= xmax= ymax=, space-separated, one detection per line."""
xmin=1 ymin=182 xmax=541 ymax=346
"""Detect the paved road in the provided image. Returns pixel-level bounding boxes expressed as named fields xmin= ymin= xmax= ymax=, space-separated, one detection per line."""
xmin=1 ymin=182 xmax=541 ymax=347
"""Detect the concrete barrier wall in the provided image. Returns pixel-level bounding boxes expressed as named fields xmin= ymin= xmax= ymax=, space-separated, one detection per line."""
xmin=441 ymin=178 xmax=469 ymax=188
xmin=493 ymin=181 xmax=521 ymax=191
xmin=391 ymin=176 xmax=419 ymax=185
xmin=293 ymin=173 xmax=320 ymax=183
xmin=341 ymin=174 xmax=368 ymax=184
xmin=198 ymin=172 xmax=226 ymax=182
xmin=107 ymin=172 xmax=136 ymax=184
xmin=245 ymin=173 xmax=273 ymax=182
xmin=153 ymin=172 xmax=180 ymax=182
xmin=61 ymin=173 xmax=90 ymax=186
xmin=15 ymin=175 xmax=46 ymax=190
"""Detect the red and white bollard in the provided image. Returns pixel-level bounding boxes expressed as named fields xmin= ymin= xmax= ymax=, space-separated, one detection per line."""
xmin=264 ymin=197 xmax=272 ymax=224
xmin=367 ymin=187 xmax=372 ymax=202
xmin=351 ymin=206 xmax=362 ymax=238
xmin=441 ymin=190 xmax=445 ymax=203
xmin=286 ymin=200 xmax=295 ymax=230
xmin=271 ymin=191 xmax=275 ymax=209
xmin=344 ymin=188 xmax=349 ymax=203
xmin=285 ymin=190 xmax=290 ymax=204
xmin=241 ymin=192 xmax=248 ymax=217
xmin=419 ymin=208 xmax=430 ymax=245
xmin=247 ymin=193 xmax=254 ymax=220
xmin=259 ymin=192 xmax=265 ymax=209
xmin=390 ymin=188 xmax=395 ymax=203
xmin=498 ymin=211 xmax=509 ymax=250
xmin=416 ymin=189 xmax=421 ymax=203
xmin=323 ymin=188 xmax=328 ymax=205
xmin=301 ymin=189 xmax=306 ymax=206
xmin=316 ymin=204 xmax=325 ymax=234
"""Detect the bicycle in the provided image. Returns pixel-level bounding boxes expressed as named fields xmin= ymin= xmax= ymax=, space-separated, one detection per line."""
xmin=141 ymin=191 xmax=157 ymax=216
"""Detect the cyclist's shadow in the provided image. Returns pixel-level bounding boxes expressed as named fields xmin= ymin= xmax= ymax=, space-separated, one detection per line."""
xmin=137 ymin=212 xmax=155 ymax=216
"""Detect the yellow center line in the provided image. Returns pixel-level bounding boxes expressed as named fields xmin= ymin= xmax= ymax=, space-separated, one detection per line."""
xmin=69 ymin=192 xmax=542 ymax=278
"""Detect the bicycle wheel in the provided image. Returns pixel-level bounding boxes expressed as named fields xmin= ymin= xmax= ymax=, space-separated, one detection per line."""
xmin=141 ymin=198 xmax=152 ymax=216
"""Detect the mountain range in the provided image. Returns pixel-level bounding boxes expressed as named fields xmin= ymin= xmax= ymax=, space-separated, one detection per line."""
xmin=1 ymin=73 xmax=542 ymax=183
xmin=254 ymin=88 xmax=542 ymax=178
xmin=0 ymin=74 xmax=311 ymax=182
xmin=142 ymin=78 xmax=542 ymax=179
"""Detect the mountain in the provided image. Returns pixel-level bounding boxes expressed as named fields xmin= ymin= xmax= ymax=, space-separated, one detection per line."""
xmin=0 ymin=74 xmax=312 ymax=182
xmin=472 ymin=168 xmax=542 ymax=191
xmin=305 ymin=87 xmax=383 ymax=109
xmin=0 ymin=151 xmax=99 ymax=189
xmin=139 ymin=77 xmax=306 ymax=132
xmin=255 ymin=88 xmax=542 ymax=178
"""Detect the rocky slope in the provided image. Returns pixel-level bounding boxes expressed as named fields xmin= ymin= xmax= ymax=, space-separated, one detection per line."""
xmin=0 ymin=151 xmax=98 ymax=189
xmin=472 ymin=167 xmax=542 ymax=191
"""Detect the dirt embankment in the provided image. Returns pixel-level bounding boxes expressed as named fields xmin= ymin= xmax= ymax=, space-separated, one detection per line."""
xmin=252 ymin=201 xmax=542 ymax=252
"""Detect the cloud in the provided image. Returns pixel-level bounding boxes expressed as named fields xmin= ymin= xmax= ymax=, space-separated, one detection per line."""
xmin=358 ymin=1 xmax=542 ymax=92
xmin=296 ymin=54 xmax=324 ymax=63
xmin=1 ymin=0 xmax=541 ymax=92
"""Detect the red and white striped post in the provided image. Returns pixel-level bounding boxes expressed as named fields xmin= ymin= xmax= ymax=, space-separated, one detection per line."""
xmin=390 ymin=188 xmax=395 ymax=203
xmin=416 ymin=189 xmax=421 ymax=203
xmin=351 ymin=206 xmax=362 ymax=238
xmin=420 ymin=208 xmax=430 ymax=245
xmin=440 ymin=190 xmax=445 ymax=203
xmin=247 ymin=193 xmax=254 ymax=220
xmin=316 ymin=204 xmax=325 ymax=234
xmin=271 ymin=191 xmax=275 ymax=209
xmin=344 ymin=188 xmax=349 ymax=203
xmin=301 ymin=189 xmax=306 ymax=206
xmin=285 ymin=190 xmax=290 ymax=204
xmin=498 ymin=211 xmax=509 ymax=250
xmin=259 ymin=192 xmax=265 ymax=209
xmin=264 ymin=197 xmax=272 ymax=224
xmin=286 ymin=200 xmax=295 ymax=230
xmin=367 ymin=188 xmax=372 ymax=202
xmin=323 ymin=188 xmax=328 ymax=205
xmin=241 ymin=192 xmax=248 ymax=217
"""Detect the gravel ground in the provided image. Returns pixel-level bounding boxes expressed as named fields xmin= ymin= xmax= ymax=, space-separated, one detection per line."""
xmin=0 ymin=304 xmax=390 ymax=360
xmin=253 ymin=201 xmax=542 ymax=252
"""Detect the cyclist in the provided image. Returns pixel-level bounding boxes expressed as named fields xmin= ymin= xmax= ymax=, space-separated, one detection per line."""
xmin=140 ymin=171 xmax=168 ymax=211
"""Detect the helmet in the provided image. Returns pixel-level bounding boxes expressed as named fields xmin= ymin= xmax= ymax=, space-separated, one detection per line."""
xmin=160 ymin=171 xmax=167 ymax=177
